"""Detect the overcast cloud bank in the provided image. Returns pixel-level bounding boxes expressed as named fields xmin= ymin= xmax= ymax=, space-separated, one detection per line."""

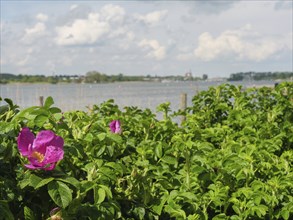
xmin=1 ymin=0 xmax=292 ymax=77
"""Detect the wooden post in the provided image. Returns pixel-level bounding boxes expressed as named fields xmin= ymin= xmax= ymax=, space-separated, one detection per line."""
xmin=39 ymin=96 xmax=44 ymax=107
xmin=180 ymin=93 xmax=187 ymax=123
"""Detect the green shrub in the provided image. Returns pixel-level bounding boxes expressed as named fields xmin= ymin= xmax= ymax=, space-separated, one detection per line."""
xmin=0 ymin=82 xmax=292 ymax=220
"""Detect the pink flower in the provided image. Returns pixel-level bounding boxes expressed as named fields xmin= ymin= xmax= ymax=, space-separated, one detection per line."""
xmin=109 ymin=120 xmax=121 ymax=134
xmin=50 ymin=207 xmax=62 ymax=220
xmin=17 ymin=127 xmax=64 ymax=170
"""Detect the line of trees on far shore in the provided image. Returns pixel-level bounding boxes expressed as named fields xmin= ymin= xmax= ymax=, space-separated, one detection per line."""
xmin=0 ymin=71 xmax=201 ymax=84
xmin=228 ymin=71 xmax=293 ymax=81
xmin=1 ymin=71 xmax=292 ymax=84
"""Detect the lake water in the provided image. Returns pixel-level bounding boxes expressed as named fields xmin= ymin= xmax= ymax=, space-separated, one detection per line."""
xmin=0 ymin=80 xmax=278 ymax=112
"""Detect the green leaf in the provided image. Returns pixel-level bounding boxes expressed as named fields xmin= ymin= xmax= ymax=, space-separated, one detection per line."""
xmin=164 ymin=203 xmax=186 ymax=219
xmin=212 ymin=213 xmax=228 ymax=220
xmin=19 ymin=174 xmax=31 ymax=189
xmin=29 ymin=174 xmax=42 ymax=188
xmin=104 ymin=162 xmax=124 ymax=175
xmin=80 ymin=181 xmax=96 ymax=194
xmin=230 ymin=215 xmax=241 ymax=220
xmin=281 ymin=210 xmax=289 ymax=220
xmin=57 ymin=176 xmax=80 ymax=189
xmin=0 ymin=201 xmax=14 ymax=220
xmin=94 ymin=187 xmax=106 ymax=204
xmin=255 ymin=205 xmax=268 ymax=218
xmin=155 ymin=144 xmax=163 ymax=158
xmin=106 ymin=145 xmax=114 ymax=157
xmin=49 ymin=107 xmax=61 ymax=114
xmin=98 ymin=184 xmax=113 ymax=199
xmin=187 ymin=214 xmax=201 ymax=220
xmin=35 ymin=177 xmax=54 ymax=189
xmin=34 ymin=114 xmax=48 ymax=127
xmin=0 ymin=105 xmax=9 ymax=115
xmin=133 ymin=207 xmax=145 ymax=220
xmin=232 ymin=205 xmax=241 ymax=215
xmin=53 ymin=112 xmax=63 ymax=121
xmin=161 ymin=155 xmax=177 ymax=165
xmin=98 ymin=167 xmax=116 ymax=181
xmin=24 ymin=206 xmax=35 ymax=220
xmin=107 ymin=133 xmax=122 ymax=143
xmin=178 ymin=192 xmax=197 ymax=201
xmin=84 ymin=133 xmax=93 ymax=142
xmin=4 ymin=98 xmax=14 ymax=107
xmin=97 ymin=133 xmax=106 ymax=141
xmin=44 ymin=96 xmax=54 ymax=109
xmin=48 ymin=181 xmax=72 ymax=208
xmin=95 ymin=145 xmax=106 ymax=157
xmin=152 ymin=192 xmax=168 ymax=215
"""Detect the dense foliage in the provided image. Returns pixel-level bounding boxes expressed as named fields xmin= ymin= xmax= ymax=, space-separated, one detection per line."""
xmin=84 ymin=71 xmax=145 ymax=83
xmin=0 ymin=73 xmax=75 ymax=84
xmin=0 ymin=82 xmax=292 ymax=220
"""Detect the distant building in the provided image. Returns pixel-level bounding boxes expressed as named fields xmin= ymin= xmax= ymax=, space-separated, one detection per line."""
xmin=207 ymin=77 xmax=227 ymax=82
xmin=184 ymin=70 xmax=193 ymax=80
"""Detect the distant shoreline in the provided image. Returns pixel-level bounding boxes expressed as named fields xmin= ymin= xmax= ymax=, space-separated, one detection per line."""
xmin=1 ymin=79 xmax=291 ymax=85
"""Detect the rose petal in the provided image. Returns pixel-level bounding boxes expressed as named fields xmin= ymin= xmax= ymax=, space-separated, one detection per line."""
xmin=32 ymin=130 xmax=55 ymax=152
xmin=50 ymin=207 xmax=61 ymax=217
xmin=115 ymin=121 xmax=121 ymax=133
xmin=110 ymin=120 xmax=121 ymax=133
xmin=27 ymin=154 xmax=43 ymax=167
xmin=24 ymin=162 xmax=56 ymax=170
xmin=24 ymin=163 xmax=42 ymax=170
xmin=17 ymin=127 xmax=35 ymax=157
xmin=109 ymin=121 xmax=116 ymax=133
xmin=43 ymin=145 xmax=64 ymax=164
xmin=50 ymin=136 xmax=64 ymax=150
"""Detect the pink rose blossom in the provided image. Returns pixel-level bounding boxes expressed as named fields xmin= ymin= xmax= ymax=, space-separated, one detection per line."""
xmin=109 ymin=120 xmax=121 ymax=134
xmin=17 ymin=127 xmax=64 ymax=170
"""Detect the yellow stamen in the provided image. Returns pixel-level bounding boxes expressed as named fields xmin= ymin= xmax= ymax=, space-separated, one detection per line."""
xmin=31 ymin=151 xmax=45 ymax=162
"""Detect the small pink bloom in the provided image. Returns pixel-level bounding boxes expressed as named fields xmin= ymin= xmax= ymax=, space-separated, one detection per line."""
xmin=17 ymin=127 xmax=64 ymax=170
xmin=109 ymin=120 xmax=121 ymax=134
xmin=50 ymin=207 xmax=62 ymax=219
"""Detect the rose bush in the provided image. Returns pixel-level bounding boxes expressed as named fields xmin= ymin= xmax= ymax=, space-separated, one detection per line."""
xmin=0 ymin=82 xmax=292 ymax=220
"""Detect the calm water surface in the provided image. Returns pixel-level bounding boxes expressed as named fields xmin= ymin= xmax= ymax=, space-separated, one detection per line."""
xmin=0 ymin=80 xmax=277 ymax=112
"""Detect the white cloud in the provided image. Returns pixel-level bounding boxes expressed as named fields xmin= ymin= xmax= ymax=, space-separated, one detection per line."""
xmin=126 ymin=32 xmax=135 ymax=41
xmin=60 ymin=57 xmax=73 ymax=66
xmin=176 ymin=53 xmax=194 ymax=61
xmin=36 ymin=13 xmax=48 ymax=22
xmin=100 ymin=4 xmax=125 ymax=23
xmin=25 ymin=22 xmax=46 ymax=35
xmin=0 ymin=58 xmax=6 ymax=65
xmin=284 ymin=32 xmax=293 ymax=51
xmin=70 ymin=4 xmax=78 ymax=11
xmin=16 ymin=55 xmax=30 ymax=66
xmin=21 ymin=22 xmax=46 ymax=43
xmin=115 ymin=31 xmax=135 ymax=50
xmin=194 ymin=26 xmax=285 ymax=62
xmin=108 ymin=27 xmax=127 ymax=38
xmin=55 ymin=13 xmax=110 ymax=45
xmin=135 ymin=10 xmax=168 ymax=26
xmin=190 ymin=1 xmax=236 ymax=14
xmin=274 ymin=0 xmax=293 ymax=10
xmin=55 ymin=5 xmax=126 ymax=46
xmin=139 ymin=39 xmax=166 ymax=60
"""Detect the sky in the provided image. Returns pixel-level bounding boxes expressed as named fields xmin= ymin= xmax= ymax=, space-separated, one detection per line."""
xmin=0 ymin=0 xmax=292 ymax=78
